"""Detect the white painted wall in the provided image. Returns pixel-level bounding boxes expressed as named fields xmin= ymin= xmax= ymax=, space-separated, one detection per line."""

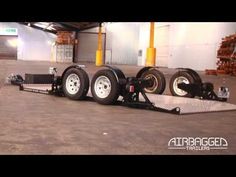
xmin=139 ymin=22 xmax=236 ymax=70
xmin=81 ymin=23 xmax=140 ymax=65
xmin=80 ymin=22 xmax=236 ymax=70
xmin=0 ymin=22 xmax=56 ymax=61
xmin=105 ymin=22 xmax=140 ymax=65
xmin=138 ymin=23 xmax=171 ymax=66
xmin=168 ymin=22 xmax=236 ymax=70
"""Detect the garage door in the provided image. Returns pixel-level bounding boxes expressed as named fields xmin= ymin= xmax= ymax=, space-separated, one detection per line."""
xmin=155 ymin=25 xmax=170 ymax=67
xmin=75 ymin=32 xmax=105 ymax=63
xmin=0 ymin=36 xmax=17 ymax=60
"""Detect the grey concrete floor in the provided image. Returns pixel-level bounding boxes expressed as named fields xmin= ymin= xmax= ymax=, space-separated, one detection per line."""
xmin=0 ymin=60 xmax=236 ymax=154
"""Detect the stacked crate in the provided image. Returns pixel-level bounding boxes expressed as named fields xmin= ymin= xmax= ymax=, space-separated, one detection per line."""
xmin=53 ymin=31 xmax=74 ymax=63
xmin=216 ymin=33 xmax=236 ymax=75
xmin=56 ymin=31 xmax=74 ymax=45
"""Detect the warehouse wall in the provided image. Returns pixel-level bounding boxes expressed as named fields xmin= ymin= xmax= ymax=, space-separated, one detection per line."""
xmin=79 ymin=22 xmax=236 ymax=70
xmin=168 ymin=22 xmax=236 ymax=70
xmin=105 ymin=23 xmax=139 ymax=65
xmin=80 ymin=23 xmax=140 ymax=65
xmin=138 ymin=22 xmax=236 ymax=70
xmin=138 ymin=23 xmax=171 ymax=66
xmin=75 ymin=32 xmax=105 ymax=63
xmin=0 ymin=22 xmax=56 ymax=61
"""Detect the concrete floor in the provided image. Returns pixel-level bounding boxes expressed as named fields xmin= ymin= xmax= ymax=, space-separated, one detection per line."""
xmin=0 ymin=60 xmax=236 ymax=154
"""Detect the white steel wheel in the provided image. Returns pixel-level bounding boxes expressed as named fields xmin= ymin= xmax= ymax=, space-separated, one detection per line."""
xmin=172 ymin=76 xmax=189 ymax=96
xmin=94 ymin=76 xmax=111 ymax=98
xmin=91 ymin=69 xmax=120 ymax=105
xmin=65 ymin=73 xmax=81 ymax=95
xmin=62 ymin=68 xmax=89 ymax=100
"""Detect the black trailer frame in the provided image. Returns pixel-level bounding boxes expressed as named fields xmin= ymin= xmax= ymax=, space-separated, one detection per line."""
xmin=18 ymin=65 xmax=229 ymax=115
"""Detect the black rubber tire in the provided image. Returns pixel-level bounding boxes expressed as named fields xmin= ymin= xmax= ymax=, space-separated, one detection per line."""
xmin=169 ymin=71 xmax=195 ymax=98
xmin=177 ymin=68 xmax=202 ymax=84
xmin=62 ymin=68 xmax=89 ymax=100
xmin=141 ymin=69 xmax=166 ymax=94
xmin=91 ymin=69 xmax=120 ymax=105
xmin=185 ymin=69 xmax=202 ymax=84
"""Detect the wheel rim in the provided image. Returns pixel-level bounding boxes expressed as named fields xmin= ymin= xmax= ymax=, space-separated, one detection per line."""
xmin=144 ymin=74 xmax=158 ymax=93
xmin=65 ymin=73 xmax=80 ymax=95
xmin=94 ymin=76 xmax=111 ymax=98
xmin=173 ymin=76 xmax=189 ymax=96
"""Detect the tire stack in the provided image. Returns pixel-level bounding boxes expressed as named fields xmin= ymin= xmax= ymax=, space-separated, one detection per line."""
xmin=216 ymin=33 xmax=236 ymax=76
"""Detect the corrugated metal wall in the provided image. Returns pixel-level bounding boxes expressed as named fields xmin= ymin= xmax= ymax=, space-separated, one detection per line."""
xmin=75 ymin=32 xmax=105 ymax=63
xmin=105 ymin=23 xmax=139 ymax=65
xmin=78 ymin=23 xmax=140 ymax=65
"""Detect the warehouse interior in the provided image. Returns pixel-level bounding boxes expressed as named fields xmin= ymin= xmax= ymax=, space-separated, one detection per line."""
xmin=0 ymin=22 xmax=236 ymax=154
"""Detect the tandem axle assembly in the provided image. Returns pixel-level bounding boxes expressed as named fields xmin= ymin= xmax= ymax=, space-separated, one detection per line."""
xmin=18 ymin=65 xmax=229 ymax=115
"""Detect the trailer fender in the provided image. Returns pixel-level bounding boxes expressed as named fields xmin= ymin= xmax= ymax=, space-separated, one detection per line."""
xmin=102 ymin=65 xmax=126 ymax=84
xmin=177 ymin=68 xmax=202 ymax=84
xmin=136 ymin=67 xmax=158 ymax=78
xmin=61 ymin=65 xmax=86 ymax=80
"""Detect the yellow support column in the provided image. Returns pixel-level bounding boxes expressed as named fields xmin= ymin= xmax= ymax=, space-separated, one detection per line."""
xmin=146 ymin=22 xmax=156 ymax=66
xmin=96 ymin=24 xmax=103 ymax=66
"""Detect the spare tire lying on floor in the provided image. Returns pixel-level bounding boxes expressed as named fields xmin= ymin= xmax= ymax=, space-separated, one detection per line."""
xmin=91 ymin=69 xmax=120 ymax=105
xmin=62 ymin=68 xmax=89 ymax=100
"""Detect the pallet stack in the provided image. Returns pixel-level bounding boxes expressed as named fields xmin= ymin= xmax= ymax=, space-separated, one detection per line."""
xmin=52 ymin=31 xmax=74 ymax=63
xmin=216 ymin=33 xmax=236 ymax=75
xmin=56 ymin=31 xmax=74 ymax=45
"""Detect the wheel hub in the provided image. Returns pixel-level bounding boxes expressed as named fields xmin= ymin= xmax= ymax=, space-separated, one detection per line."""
xmin=94 ymin=76 xmax=111 ymax=98
xmin=144 ymin=74 xmax=158 ymax=93
xmin=173 ymin=76 xmax=189 ymax=96
xmin=66 ymin=73 xmax=80 ymax=95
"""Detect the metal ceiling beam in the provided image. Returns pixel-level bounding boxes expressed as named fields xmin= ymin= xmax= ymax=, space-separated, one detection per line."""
xmin=59 ymin=22 xmax=100 ymax=31
xmin=55 ymin=22 xmax=79 ymax=31
xmin=79 ymin=22 xmax=100 ymax=31
xmin=19 ymin=22 xmax=57 ymax=34
xmin=19 ymin=22 xmax=101 ymax=33
xmin=60 ymin=22 xmax=83 ymax=29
